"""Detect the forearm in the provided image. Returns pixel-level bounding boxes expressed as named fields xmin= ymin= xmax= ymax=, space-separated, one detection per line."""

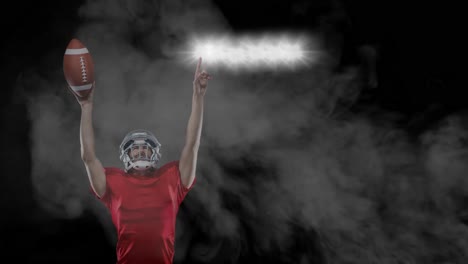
xmin=184 ymin=93 xmax=204 ymax=149
xmin=80 ymin=104 xmax=97 ymax=162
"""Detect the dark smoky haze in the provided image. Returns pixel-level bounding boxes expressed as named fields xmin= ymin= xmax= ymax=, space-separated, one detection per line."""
xmin=1 ymin=0 xmax=466 ymax=263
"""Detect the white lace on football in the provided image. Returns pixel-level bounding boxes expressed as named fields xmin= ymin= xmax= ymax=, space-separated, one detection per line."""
xmin=79 ymin=56 xmax=87 ymax=83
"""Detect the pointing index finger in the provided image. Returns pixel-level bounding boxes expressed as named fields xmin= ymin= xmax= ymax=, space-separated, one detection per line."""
xmin=195 ymin=57 xmax=202 ymax=78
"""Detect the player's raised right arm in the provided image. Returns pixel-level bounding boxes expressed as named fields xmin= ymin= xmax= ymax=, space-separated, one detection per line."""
xmin=75 ymin=88 xmax=107 ymax=198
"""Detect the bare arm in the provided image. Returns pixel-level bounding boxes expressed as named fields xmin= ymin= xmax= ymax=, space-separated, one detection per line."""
xmin=74 ymin=88 xmax=106 ymax=197
xmin=179 ymin=58 xmax=210 ymax=188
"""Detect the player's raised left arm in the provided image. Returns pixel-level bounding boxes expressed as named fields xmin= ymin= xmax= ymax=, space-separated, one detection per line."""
xmin=179 ymin=57 xmax=211 ymax=188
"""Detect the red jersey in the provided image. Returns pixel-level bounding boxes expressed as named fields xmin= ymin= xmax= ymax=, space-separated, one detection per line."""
xmin=92 ymin=160 xmax=195 ymax=264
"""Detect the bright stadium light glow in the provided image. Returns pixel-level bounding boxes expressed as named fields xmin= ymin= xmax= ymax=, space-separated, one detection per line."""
xmin=181 ymin=34 xmax=321 ymax=71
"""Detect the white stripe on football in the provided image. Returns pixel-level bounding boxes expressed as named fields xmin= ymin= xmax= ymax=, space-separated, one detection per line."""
xmin=65 ymin=48 xmax=89 ymax=55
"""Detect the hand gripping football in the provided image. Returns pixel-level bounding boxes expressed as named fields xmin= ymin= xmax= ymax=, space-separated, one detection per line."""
xmin=63 ymin=38 xmax=95 ymax=98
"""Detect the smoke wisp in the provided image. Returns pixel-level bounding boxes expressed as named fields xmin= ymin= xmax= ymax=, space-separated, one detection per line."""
xmin=24 ymin=0 xmax=468 ymax=263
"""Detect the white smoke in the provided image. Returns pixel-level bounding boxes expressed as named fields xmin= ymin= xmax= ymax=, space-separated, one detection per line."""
xmin=25 ymin=0 xmax=468 ymax=263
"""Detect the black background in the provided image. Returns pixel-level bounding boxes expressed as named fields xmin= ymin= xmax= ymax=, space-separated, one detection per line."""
xmin=1 ymin=0 xmax=465 ymax=263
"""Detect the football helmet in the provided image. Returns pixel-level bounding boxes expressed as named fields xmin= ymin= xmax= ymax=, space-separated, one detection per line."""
xmin=119 ymin=129 xmax=162 ymax=172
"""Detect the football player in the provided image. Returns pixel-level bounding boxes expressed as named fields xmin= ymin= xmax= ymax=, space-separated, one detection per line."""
xmin=73 ymin=58 xmax=210 ymax=264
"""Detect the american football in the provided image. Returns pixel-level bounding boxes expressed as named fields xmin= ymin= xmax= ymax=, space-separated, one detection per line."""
xmin=63 ymin=38 xmax=95 ymax=98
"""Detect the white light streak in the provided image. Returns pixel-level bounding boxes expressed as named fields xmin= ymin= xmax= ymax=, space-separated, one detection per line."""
xmin=182 ymin=34 xmax=321 ymax=71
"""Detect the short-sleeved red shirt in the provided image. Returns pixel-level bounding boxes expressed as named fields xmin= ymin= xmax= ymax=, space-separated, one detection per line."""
xmin=92 ymin=160 xmax=195 ymax=264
